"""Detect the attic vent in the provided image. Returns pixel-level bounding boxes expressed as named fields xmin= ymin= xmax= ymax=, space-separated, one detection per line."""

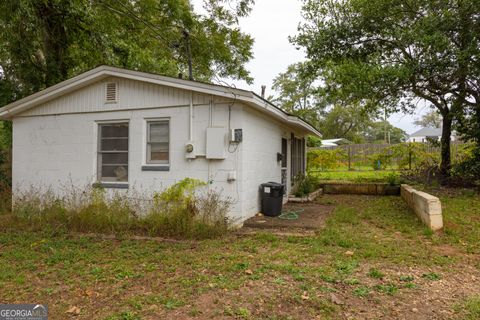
xmin=105 ymin=82 xmax=118 ymax=102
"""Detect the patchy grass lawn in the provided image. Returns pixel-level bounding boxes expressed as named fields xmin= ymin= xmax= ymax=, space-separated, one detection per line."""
xmin=0 ymin=192 xmax=479 ymax=319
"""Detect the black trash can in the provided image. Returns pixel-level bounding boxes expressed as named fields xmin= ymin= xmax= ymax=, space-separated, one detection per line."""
xmin=260 ymin=182 xmax=285 ymax=217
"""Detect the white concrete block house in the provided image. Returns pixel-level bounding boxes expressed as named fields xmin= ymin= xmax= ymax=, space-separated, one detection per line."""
xmin=0 ymin=66 xmax=320 ymax=224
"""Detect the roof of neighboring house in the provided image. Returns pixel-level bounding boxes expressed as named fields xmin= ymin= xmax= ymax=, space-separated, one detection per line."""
xmin=407 ymin=127 xmax=456 ymax=138
xmin=0 ymin=65 xmax=321 ymax=137
xmin=321 ymin=138 xmax=352 ymax=145
xmin=319 ymin=141 xmax=339 ymax=147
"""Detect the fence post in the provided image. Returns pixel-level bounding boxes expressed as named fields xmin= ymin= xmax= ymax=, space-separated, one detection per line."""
xmin=409 ymin=150 xmax=412 ymax=170
xmin=348 ymin=146 xmax=352 ymax=171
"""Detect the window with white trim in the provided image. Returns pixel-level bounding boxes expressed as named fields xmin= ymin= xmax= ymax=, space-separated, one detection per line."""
xmin=97 ymin=123 xmax=129 ymax=182
xmin=146 ymin=120 xmax=169 ymax=164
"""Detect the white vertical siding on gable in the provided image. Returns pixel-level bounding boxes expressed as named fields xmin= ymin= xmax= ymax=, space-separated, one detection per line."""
xmin=19 ymin=77 xmax=211 ymax=117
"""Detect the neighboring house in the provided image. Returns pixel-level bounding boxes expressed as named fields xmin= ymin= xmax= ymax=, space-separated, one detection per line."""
xmin=407 ymin=127 xmax=457 ymax=143
xmin=0 ymin=66 xmax=320 ymax=224
xmin=319 ymin=138 xmax=352 ymax=148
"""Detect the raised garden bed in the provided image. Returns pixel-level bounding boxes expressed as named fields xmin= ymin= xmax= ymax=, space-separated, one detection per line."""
xmin=321 ymin=183 xmax=400 ymax=195
xmin=288 ymin=188 xmax=323 ymax=203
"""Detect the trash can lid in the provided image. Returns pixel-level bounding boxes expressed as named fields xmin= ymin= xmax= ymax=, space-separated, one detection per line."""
xmin=261 ymin=182 xmax=284 ymax=190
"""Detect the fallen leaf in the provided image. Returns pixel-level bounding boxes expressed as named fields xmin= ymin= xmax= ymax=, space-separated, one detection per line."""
xmin=330 ymin=293 xmax=343 ymax=305
xmin=344 ymin=250 xmax=354 ymax=256
xmin=66 ymin=306 xmax=80 ymax=315
xmin=245 ymin=269 xmax=253 ymax=275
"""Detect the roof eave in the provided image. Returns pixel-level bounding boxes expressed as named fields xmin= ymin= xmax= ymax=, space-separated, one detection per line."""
xmin=0 ymin=66 xmax=322 ymax=137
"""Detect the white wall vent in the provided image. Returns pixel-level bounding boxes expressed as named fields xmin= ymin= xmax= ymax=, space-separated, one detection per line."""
xmin=105 ymin=82 xmax=118 ymax=103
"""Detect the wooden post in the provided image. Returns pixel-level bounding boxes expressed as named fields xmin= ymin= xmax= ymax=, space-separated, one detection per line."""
xmin=348 ymin=146 xmax=352 ymax=171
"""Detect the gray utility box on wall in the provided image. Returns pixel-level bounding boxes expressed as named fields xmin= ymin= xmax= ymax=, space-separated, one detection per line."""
xmin=206 ymin=127 xmax=226 ymax=159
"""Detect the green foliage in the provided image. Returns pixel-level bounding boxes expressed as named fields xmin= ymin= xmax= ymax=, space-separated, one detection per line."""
xmin=456 ymin=296 xmax=480 ymax=320
xmin=414 ymin=111 xmax=442 ymax=128
xmin=0 ymin=149 xmax=11 ymax=213
xmin=422 ymin=272 xmax=441 ymax=281
xmin=374 ymin=284 xmax=398 ymax=295
xmin=293 ymin=0 xmax=480 ymax=175
xmin=385 ymin=172 xmax=400 ymax=186
xmin=9 ymin=178 xmax=230 ymax=239
xmin=0 ymin=121 xmax=12 ymax=149
xmin=270 ymin=62 xmax=325 ymax=128
xmin=308 ymin=148 xmax=347 ymax=171
xmin=364 ymin=121 xmax=407 ymax=144
xmin=307 ymin=135 xmax=322 ymax=147
xmin=292 ymin=174 xmax=319 ymax=197
xmin=367 ymin=268 xmax=385 ymax=279
xmin=451 ymin=143 xmax=480 ymax=186
xmin=0 ymin=0 xmax=254 ymax=107
xmin=370 ymin=142 xmax=438 ymax=171
xmin=369 ymin=152 xmax=393 ymax=170
xmin=317 ymin=104 xmax=374 ymax=143
xmin=154 ymin=178 xmax=205 ymax=205
xmin=353 ymin=286 xmax=370 ymax=298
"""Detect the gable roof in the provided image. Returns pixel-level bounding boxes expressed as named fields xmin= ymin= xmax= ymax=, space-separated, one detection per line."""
xmin=409 ymin=127 xmax=442 ymax=137
xmin=0 ymin=66 xmax=321 ymax=136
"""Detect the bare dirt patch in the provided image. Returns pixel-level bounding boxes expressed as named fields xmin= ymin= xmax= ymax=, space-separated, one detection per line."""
xmin=242 ymin=202 xmax=334 ymax=230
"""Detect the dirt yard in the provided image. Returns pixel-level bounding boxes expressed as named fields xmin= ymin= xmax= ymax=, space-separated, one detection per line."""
xmin=0 ymin=192 xmax=479 ymax=319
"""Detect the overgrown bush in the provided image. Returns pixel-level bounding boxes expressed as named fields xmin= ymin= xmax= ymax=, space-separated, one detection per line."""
xmin=307 ymin=148 xmax=347 ymax=171
xmin=451 ymin=143 xmax=480 ymax=187
xmin=369 ymin=152 xmax=393 ymax=170
xmin=292 ymin=174 xmax=320 ymax=197
xmin=9 ymin=178 xmax=232 ymax=239
xmin=0 ymin=149 xmax=11 ymax=213
xmin=369 ymin=143 xmax=438 ymax=171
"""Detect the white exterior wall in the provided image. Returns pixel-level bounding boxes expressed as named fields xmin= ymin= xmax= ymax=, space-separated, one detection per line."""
xmin=407 ymin=135 xmax=457 ymax=143
xmin=11 ymin=76 xmax=309 ymax=224
xmin=13 ymin=77 xmax=245 ymax=221
xmin=241 ymin=107 xmax=305 ymax=219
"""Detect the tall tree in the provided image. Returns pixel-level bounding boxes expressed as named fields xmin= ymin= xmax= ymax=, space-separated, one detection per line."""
xmin=271 ymin=62 xmax=325 ymax=127
xmin=364 ymin=122 xmax=407 ymax=144
xmin=0 ymin=0 xmax=254 ymax=101
xmin=413 ymin=110 xmax=443 ymax=128
xmin=293 ymin=0 xmax=480 ymax=178
xmin=319 ymin=105 xmax=374 ymax=143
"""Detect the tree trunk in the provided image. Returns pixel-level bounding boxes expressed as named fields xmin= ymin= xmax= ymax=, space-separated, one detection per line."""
xmin=439 ymin=114 xmax=452 ymax=178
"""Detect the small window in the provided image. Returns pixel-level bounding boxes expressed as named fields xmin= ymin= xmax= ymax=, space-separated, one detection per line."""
xmin=97 ymin=123 xmax=128 ymax=182
xmin=146 ymin=120 xmax=169 ymax=164
xmin=105 ymin=82 xmax=117 ymax=102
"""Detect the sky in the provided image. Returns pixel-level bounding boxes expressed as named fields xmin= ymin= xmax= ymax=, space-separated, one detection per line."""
xmin=191 ymin=0 xmax=428 ymax=135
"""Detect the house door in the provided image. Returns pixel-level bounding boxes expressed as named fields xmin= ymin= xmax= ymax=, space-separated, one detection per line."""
xmin=281 ymin=138 xmax=288 ymax=186
xmin=290 ymin=134 xmax=305 ymax=183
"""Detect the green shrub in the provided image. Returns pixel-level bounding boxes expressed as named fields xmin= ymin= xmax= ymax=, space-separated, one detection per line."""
xmin=451 ymin=143 xmax=480 ymax=186
xmin=369 ymin=152 xmax=392 ymax=170
xmin=0 ymin=149 xmax=11 ymax=213
xmin=307 ymin=148 xmax=347 ymax=171
xmin=388 ymin=143 xmax=438 ymax=170
xmin=9 ymin=178 xmax=231 ymax=239
xmin=386 ymin=172 xmax=400 ymax=186
xmin=292 ymin=174 xmax=320 ymax=197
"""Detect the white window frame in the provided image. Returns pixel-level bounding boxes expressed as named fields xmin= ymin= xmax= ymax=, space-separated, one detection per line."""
xmin=96 ymin=121 xmax=129 ymax=183
xmin=145 ymin=118 xmax=170 ymax=166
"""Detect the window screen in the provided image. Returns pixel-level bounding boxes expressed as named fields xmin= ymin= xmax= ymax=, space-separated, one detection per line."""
xmin=147 ymin=120 xmax=169 ymax=164
xmin=98 ymin=123 xmax=129 ymax=182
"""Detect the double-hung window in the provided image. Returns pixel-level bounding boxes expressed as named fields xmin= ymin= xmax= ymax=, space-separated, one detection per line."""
xmin=146 ymin=120 xmax=169 ymax=165
xmin=97 ymin=123 xmax=129 ymax=182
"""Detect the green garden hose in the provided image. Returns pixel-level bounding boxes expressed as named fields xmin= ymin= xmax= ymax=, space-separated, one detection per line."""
xmin=278 ymin=208 xmax=305 ymax=220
